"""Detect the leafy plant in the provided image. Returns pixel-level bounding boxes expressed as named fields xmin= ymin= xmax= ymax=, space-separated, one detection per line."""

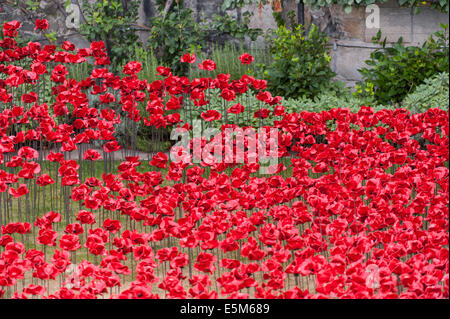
xmin=221 ymin=0 xmax=259 ymax=11
xmin=147 ymin=1 xmax=207 ymax=75
xmin=211 ymin=11 xmax=262 ymax=41
xmin=273 ymin=8 xmax=298 ymax=30
xmin=283 ymin=87 xmax=383 ymax=114
xmin=356 ymin=24 xmax=449 ymax=105
xmin=148 ymin=1 xmax=262 ymax=76
xmin=259 ymin=24 xmax=335 ymax=99
xmin=25 ymin=0 xmax=40 ymax=11
xmin=402 ymin=72 xmax=449 ymax=113
xmin=80 ymin=0 xmax=142 ymax=70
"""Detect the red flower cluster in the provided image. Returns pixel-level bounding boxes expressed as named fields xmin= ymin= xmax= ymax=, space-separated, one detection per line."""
xmin=0 ymin=19 xmax=448 ymax=299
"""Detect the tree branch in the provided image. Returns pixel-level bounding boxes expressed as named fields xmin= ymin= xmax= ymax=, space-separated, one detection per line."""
xmin=75 ymin=0 xmax=87 ymax=24
xmin=132 ymin=23 xmax=152 ymax=31
xmin=162 ymin=0 xmax=175 ymax=20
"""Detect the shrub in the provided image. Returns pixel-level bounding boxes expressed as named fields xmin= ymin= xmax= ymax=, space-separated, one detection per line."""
xmin=357 ymin=24 xmax=449 ymax=105
xmin=148 ymin=2 xmax=206 ymax=75
xmin=259 ymin=24 xmax=335 ymax=99
xmin=402 ymin=72 xmax=449 ymax=113
xmin=147 ymin=2 xmax=262 ymax=76
xmin=80 ymin=0 xmax=142 ymax=70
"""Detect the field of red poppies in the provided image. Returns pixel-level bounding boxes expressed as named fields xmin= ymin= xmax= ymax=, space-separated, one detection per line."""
xmin=0 ymin=19 xmax=448 ymax=299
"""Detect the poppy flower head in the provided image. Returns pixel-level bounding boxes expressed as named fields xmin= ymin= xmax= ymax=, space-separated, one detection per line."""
xmin=239 ymin=53 xmax=254 ymax=65
xmin=34 ymin=19 xmax=49 ymax=30
xmin=181 ymin=52 xmax=196 ymax=64
xmin=198 ymin=59 xmax=216 ymax=71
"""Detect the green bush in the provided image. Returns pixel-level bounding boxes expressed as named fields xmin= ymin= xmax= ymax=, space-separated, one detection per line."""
xmin=80 ymin=0 xmax=142 ymax=70
xmin=147 ymin=1 xmax=262 ymax=76
xmin=148 ymin=2 xmax=206 ymax=75
xmin=259 ymin=24 xmax=335 ymax=99
xmin=357 ymin=24 xmax=449 ymax=105
xmin=402 ymin=72 xmax=449 ymax=113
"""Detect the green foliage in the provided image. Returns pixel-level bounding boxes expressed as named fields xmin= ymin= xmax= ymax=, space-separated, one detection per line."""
xmin=133 ymin=47 xmax=161 ymax=84
xmin=356 ymin=24 xmax=449 ymax=104
xmin=148 ymin=1 xmax=206 ymax=75
xmin=25 ymin=0 xmax=40 ymax=11
xmin=179 ymin=83 xmax=383 ymax=131
xmin=189 ymin=43 xmax=271 ymax=81
xmin=80 ymin=0 xmax=142 ymax=70
xmin=283 ymin=87 xmax=384 ymax=114
xmin=179 ymin=88 xmax=271 ymax=128
xmin=148 ymin=1 xmax=262 ymax=76
xmin=135 ymin=134 xmax=172 ymax=153
xmin=67 ymin=61 xmax=94 ymax=82
xmin=211 ymin=11 xmax=262 ymax=41
xmin=45 ymin=32 xmax=58 ymax=44
xmin=274 ymin=9 xmax=298 ymax=29
xmin=402 ymin=72 xmax=449 ymax=113
xmin=259 ymin=24 xmax=335 ymax=99
xmin=221 ymin=0 xmax=259 ymax=11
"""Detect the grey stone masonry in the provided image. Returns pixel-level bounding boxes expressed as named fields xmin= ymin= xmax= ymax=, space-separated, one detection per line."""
xmin=1 ymin=0 xmax=448 ymax=85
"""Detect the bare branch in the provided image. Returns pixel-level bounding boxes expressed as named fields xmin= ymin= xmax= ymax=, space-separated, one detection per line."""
xmin=162 ymin=0 xmax=174 ymax=20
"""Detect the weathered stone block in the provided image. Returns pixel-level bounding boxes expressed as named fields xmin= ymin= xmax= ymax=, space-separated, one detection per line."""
xmin=246 ymin=3 xmax=277 ymax=31
xmin=341 ymin=18 xmax=365 ymax=40
xmin=328 ymin=4 xmax=365 ymax=40
xmin=411 ymin=8 xmax=449 ymax=45
xmin=365 ymin=8 xmax=412 ymax=43
xmin=331 ymin=41 xmax=375 ymax=81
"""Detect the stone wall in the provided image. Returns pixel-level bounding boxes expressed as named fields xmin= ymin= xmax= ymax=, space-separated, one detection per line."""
xmin=302 ymin=1 xmax=449 ymax=86
xmin=1 ymin=0 xmax=448 ymax=87
xmin=0 ymin=0 xmax=90 ymax=48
